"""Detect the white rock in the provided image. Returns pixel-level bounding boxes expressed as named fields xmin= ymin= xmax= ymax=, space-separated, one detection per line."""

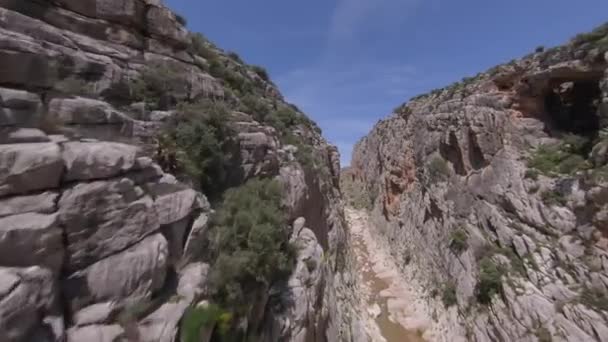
xmin=0 ymin=143 xmax=63 ymax=197
xmin=62 ymin=141 xmax=138 ymax=181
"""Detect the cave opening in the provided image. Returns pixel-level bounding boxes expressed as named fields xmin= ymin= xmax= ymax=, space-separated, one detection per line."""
xmin=544 ymin=79 xmax=602 ymax=140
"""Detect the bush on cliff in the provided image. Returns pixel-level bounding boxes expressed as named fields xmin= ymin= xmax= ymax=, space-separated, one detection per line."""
xmin=129 ymin=62 xmax=188 ymax=110
xmin=180 ymin=304 xmax=232 ymax=342
xmin=189 ymin=33 xmax=218 ymax=61
xmin=528 ymin=134 xmax=591 ymax=176
xmin=476 ymin=257 xmax=505 ymax=304
xmin=207 ymin=179 xmax=295 ymax=314
xmin=427 ymin=156 xmax=450 ymax=184
xmin=155 ymin=100 xmax=236 ymax=199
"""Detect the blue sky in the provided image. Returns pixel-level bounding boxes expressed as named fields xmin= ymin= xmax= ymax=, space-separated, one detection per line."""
xmin=166 ymin=0 xmax=608 ymax=165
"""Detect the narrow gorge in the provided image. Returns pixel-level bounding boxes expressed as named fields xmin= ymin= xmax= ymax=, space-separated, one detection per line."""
xmin=1 ymin=1 xmax=608 ymax=342
xmin=349 ymin=23 xmax=608 ymax=342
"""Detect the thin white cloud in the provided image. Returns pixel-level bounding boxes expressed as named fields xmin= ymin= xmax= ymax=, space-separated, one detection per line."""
xmin=328 ymin=0 xmax=421 ymax=46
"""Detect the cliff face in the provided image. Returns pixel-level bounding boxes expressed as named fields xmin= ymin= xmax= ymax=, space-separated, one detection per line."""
xmin=0 ymin=1 xmax=360 ymax=341
xmin=352 ymin=25 xmax=608 ymax=341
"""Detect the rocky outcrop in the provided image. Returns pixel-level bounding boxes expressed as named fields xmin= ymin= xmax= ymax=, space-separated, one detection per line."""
xmin=0 ymin=0 xmax=358 ymax=341
xmin=0 ymin=131 xmax=208 ymax=341
xmin=352 ymin=25 xmax=608 ymax=341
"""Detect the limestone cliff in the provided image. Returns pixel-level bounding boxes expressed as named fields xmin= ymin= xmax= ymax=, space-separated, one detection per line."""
xmin=352 ymin=24 xmax=608 ymax=341
xmin=0 ymin=1 xmax=360 ymax=341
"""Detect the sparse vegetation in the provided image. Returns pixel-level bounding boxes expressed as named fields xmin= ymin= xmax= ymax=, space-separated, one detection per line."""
xmin=189 ymin=33 xmax=218 ymax=61
xmin=251 ymin=65 xmax=270 ymax=82
xmin=129 ymin=61 xmax=188 ymax=110
xmin=535 ymin=46 xmax=545 ymax=53
xmin=535 ymin=326 xmax=552 ymax=342
xmin=528 ymin=134 xmax=591 ymax=176
xmin=540 ymin=188 xmax=567 ymax=207
xmin=449 ymin=229 xmax=469 ymax=254
xmin=572 ymin=22 xmax=608 ymax=52
xmin=476 ymin=257 xmax=505 ymax=304
xmin=427 ymin=156 xmax=450 ymax=184
xmin=227 ymin=51 xmax=244 ymax=64
xmin=524 ymin=169 xmax=539 ymax=181
xmin=207 ymin=179 xmax=295 ymax=314
xmin=442 ymin=282 xmax=458 ymax=307
xmin=579 ymin=286 xmax=608 ymax=312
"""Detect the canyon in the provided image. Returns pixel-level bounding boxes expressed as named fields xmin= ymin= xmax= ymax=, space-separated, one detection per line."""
xmin=1 ymin=1 xmax=608 ymax=342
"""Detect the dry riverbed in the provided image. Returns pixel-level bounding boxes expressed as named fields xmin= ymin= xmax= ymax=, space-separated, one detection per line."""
xmin=346 ymin=208 xmax=432 ymax=342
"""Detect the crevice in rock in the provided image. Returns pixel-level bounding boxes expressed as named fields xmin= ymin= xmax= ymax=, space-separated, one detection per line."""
xmin=468 ymin=130 xmax=488 ymax=170
xmin=439 ymin=131 xmax=467 ymax=176
xmin=424 ymin=199 xmax=443 ymax=223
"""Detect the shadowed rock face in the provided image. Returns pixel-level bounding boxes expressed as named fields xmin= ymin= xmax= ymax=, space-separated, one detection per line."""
xmin=0 ymin=0 xmax=361 ymax=341
xmin=352 ymin=28 xmax=608 ymax=341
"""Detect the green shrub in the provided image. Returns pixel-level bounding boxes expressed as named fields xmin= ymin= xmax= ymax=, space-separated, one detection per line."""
xmin=180 ymin=304 xmax=232 ymax=342
xmin=227 ymin=51 xmax=244 ymax=64
xmin=155 ymin=100 xmax=235 ymax=199
xmin=175 ymin=13 xmax=187 ymax=26
xmin=541 ymin=189 xmax=567 ymax=207
xmin=427 ymin=156 xmax=450 ymax=184
xmin=558 ymin=154 xmax=588 ymax=174
xmin=572 ymin=22 xmax=608 ymax=46
xmin=476 ymin=257 xmax=504 ymax=304
xmin=528 ymin=135 xmax=590 ymax=176
xmin=208 ymin=179 xmax=295 ymax=313
xmin=251 ymin=65 xmax=270 ymax=82
xmin=442 ymin=282 xmax=458 ymax=307
xmin=189 ymin=33 xmax=218 ymax=61
xmin=129 ymin=62 xmax=187 ymax=110
xmin=305 ymin=258 xmax=317 ymax=272
xmin=535 ymin=46 xmax=545 ymax=53
xmin=449 ymin=229 xmax=469 ymax=254
xmin=562 ymin=134 xmax=590 ymax=155
xmin=535 ymin=327 xmax=552 ymax=342
xmin=579 ymin=287 xmax=608 ymax=311
xmin=524 ymin=169 xmax=539 ymax=180
xmin=239 ymin=94 xmax=271 ymax=122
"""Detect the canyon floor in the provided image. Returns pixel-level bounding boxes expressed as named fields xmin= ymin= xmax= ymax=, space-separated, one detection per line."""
xmin=347 ymin=208 xmax=433 ymax=342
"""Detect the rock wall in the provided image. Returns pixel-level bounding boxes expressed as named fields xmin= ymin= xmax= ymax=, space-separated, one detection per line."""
xmin=0 ymin=0 xmax=359 ymax=341
xmin=0 ymin=130 xmax=210 ymax=341
xmin=353 ymin=26 xmax=608 ymax=341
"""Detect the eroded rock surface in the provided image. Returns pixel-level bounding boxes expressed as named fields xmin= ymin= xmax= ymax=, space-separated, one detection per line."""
xmin=352 ymin=25 xmax=608 ymax=342
xmin=0 ymin=0 xmax=358 ymax=340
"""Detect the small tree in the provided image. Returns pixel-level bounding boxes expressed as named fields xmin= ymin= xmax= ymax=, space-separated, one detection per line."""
xmin=251 ymin=65 xmax=270 ymax=82
xmin=155 ymin=100 xmax=236 ymax=200
xmin=476 ymin=258 xmax=504 ymax=304
xmin=208 ymin=179 xmax=296 ymax=314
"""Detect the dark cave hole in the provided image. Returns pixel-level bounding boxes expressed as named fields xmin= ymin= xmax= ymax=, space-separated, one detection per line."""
xmin=544 ymin=80 xmax=601 ymax=139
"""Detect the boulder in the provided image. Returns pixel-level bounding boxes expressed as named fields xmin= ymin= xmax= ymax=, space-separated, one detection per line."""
xmin=73 ymin=302 xmax=118 ymax=327
xmin=0 ymin=267 xmax=61 ymax=342
xmin=149 ymin=183 xmax=198 ymax=225
xmin=0 ymin=191 xmax=58 ymax=217
xmin=63 ymin=234 xmax=169 ymax=313
xmin=0 ymin=128 xmax=49 ymax=144
xmin=58 ymin=179 xmax=160 ymax=270
xmin=62 ymin=141 xmax=138 ymax=181
xmin=137 ymin=263 xmax=209 ymax=342
xmin=0 ymin=213 xmax=64 ymax=271
xmin=67 ymin=324 xmax=124 ymax=342
xmin=48 ymin=97 xmax=131 ymax=125
xmin=0 ymin=143 xmax=63 ymax=197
